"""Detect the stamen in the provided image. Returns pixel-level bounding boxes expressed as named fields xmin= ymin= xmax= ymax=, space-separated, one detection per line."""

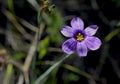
xmin=76 ymin=33 xmax=84 ymax=41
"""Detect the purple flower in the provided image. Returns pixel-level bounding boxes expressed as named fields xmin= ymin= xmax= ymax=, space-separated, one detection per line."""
xmin=61 ymin=17 xmax=102 ymax=57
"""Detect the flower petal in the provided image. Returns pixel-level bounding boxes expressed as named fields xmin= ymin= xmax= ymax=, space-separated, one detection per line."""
xmin=77 ymin=41 xmax=87 ymax=57
xmin=84 ymin=25 xmax=98 ymax=36
xmin=85 ymin=36 xmax=102 ymax=50
xmin=61 ymin=26 xmax=73 ymax=37
xmin=71 ymin=17 xmax=84 ymax=30
xmin=62 ymin=38 xmax=77 ymax=54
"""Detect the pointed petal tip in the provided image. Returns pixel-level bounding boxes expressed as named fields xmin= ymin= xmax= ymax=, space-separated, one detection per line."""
xmin=85 ymin=25 xmax=99 ymax=36
xmin=71 ymin=17 xmax=84 ymax=30
xmin=90 ymin=25 xmax=99 ymax=29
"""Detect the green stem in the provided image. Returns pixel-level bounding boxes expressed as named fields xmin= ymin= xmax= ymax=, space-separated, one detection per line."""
xmin=6 ymin=0 xmax=15 ymax=14
xmin=37 ymin=9 xmax=42 ymax=27
xmin=63 ymin=64 xmax=97 ymax=80
xmin=35 ymin=54 xmax=71 ymax=84
xmin=3 ymin=63 xmax=13 ymax=84
xmin=104 ymin=28 xmax=120 ymax=42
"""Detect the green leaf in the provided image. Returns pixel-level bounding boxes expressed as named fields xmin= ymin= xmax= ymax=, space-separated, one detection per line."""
xmin=6 ymin=0 xmax=15 ymax=14
xmin=13 ymin=52 xmax=26 ymax=60
xmin=63 ymin=64 xmax=96 ymax=80
xmin=37 ymin=37 xmax=50 ymax=59
xmin=44 ymin=9 xmax=64 ymax=44
xmin=68 ymin=73 xmax=79 ymax=81
xmin=39 ymin=49 xmax=47 ymax=59
xmin=4 ymin=64 xmax=13 ymax=84
xmin=35 ymin=54 xmax=71 ymax=84
xmin=104 ymin=28 xmax=120 ymax=42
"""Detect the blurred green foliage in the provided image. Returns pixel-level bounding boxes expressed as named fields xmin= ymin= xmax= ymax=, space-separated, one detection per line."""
xmin=38 ymin=37 xmax=49 ymax=59
xmin=44 ymin=9 xmax=64 ymax=44
xmin=112 ymin=0 xmax=120 ymax=7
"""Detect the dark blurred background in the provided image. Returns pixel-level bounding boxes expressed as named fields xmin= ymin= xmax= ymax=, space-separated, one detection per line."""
xmin=0 ymin=0 xmax=120 ymax=84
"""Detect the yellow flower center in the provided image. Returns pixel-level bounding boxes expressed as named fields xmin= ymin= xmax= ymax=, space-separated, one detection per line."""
xmin=76 ymin=33 xmax=84 ymax=41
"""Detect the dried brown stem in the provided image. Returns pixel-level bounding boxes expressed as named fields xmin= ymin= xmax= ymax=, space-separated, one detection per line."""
xmin=22 ymin=23 xmax=45 ymax=84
